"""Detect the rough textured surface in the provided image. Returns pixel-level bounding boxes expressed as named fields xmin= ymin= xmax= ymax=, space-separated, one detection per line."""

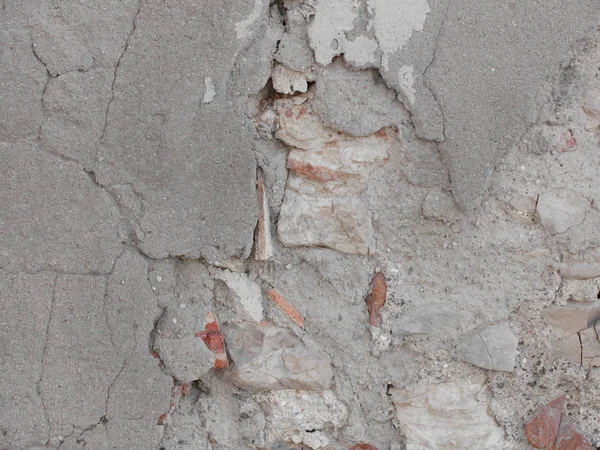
xmin=427 ymin=0 xmax=600 ymax=208
xmin=312 ymin=60 xmax=407 ymax=136
xmin=3 ymin=0 xmax=600 ymax=448
xmin=0 ymin=142 xmax=121 ymax=274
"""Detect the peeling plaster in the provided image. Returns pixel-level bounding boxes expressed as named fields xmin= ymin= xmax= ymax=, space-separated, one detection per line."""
xmin=369 ymin=0 xmax=430 ymax=69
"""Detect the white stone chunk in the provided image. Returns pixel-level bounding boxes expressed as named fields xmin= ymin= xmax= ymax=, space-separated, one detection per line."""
xmin=201 ymin=77 xmax=216 ymax=104
xmin=211 ymin=269 xmax=264 ymax=322
xmin=271 ymin=64 xmax=308 ymax=94
xmin=390 ymin=377 xmax=505 ymax=450
xmin=278 ymin=191 xmax=374 ymax=255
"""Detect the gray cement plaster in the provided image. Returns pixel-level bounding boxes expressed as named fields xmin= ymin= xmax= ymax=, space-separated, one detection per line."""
xmin=1 ymin=0 xmax=600 ymax=448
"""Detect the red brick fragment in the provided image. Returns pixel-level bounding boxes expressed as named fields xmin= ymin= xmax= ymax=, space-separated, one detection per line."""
xmin=287 ymin=158 xmax=350 ymax=182
xmin=555 ymin=129 xmax=577 ymax=153
xmin=195 ymin=312 xmax=228 ymax=369
xmin=552 ymin=417 xmax=593 ymax=450
xmin=180 ymin=381 xmax=191 ymax=396
xmin=365 ymin=272 xmax=386 ymax=327
xmin=348 ymin=444 xmax=378 ymax=450
xmin=267 ymin=288 xmax=304 ymax=327
xmin=525 ymin=395 xmax=566 ymax=448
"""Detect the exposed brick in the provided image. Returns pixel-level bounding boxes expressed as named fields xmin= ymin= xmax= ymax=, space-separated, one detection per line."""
xmin=524 ymin=396 xmax=565 ymax=448
xmin=552 ymin=417 xmax=593 ymax=450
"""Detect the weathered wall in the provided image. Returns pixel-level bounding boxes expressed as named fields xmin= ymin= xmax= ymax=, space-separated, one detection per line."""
xmin=1 ymin=0 xmax=600 ymax=449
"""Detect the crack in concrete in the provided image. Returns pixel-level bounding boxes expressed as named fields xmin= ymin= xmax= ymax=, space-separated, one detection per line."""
xmin=31 ymin=43 xmax=54 ymax=78
xmin=478 ymin=332 xmax=495 ymax=370
xmin=0 ymin=267 xmax=112 ymax=276
xmin=421 ymin=0 xmax=450 ymax=142
xmin=98 ymin=0 xmax=142 ymax=145
xmin=104 ymin=361 xmax=127 ymax=420
xmin=577 ymin=331 xmax=583 ymax=365
xmin=37 ymin=274 xmax=58 ymax=443
xmin=103 ymin=247 xmax=126 ymax=358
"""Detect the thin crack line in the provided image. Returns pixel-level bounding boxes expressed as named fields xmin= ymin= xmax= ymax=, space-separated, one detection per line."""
xmin=37 ymin=274 xmax=58 ymax=442
xmin=478 ymin=333 xmax=494 ymax=370
xmin=577 ymin=331 xmax=583 ymax=365
xmin=98 ymin=0 xmax=142 ymax=146
xmin=104 ymin=361 xmax=127 ymax=420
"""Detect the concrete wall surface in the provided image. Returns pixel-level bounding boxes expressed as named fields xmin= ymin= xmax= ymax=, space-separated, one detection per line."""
xmin=1 ymin=1 xmax=600 ymax=449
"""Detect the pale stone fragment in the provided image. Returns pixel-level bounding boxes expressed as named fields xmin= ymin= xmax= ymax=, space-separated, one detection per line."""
xmin=535 ymin=190 xmax=591 ymax=235
xmin=550 ymin=333 xmax=582 ymax=364
xmin=455 ymin=322 xmax=518 ymax=372
xmin=211 ymin=269 xmax=264 ymax=322
xmin=390 ymin=377 xmax=505 ymax=450
xmin=255 ymin=173 xmax=274 ymax=261
xmin=271 ymin=63 xmax=308 ymax=94
xmin=580 ymin=321 xmax=600 ymax=369
xmin=286 ymin=138 xmax=390 ymax=196
xmin=556 ymin=279 xmax=600 ymax=303
xmin=278 ymin=191 xmax=374 ymax=255
xmin=258 ymin=389 xmax=348 ymax=448
xmin=544 ymin=301 xmax=600 ymax=337
xmin=392 ymin=306 xmax=473 ymax=338
xmin=222 ymin=321 xmax=333 ymax=391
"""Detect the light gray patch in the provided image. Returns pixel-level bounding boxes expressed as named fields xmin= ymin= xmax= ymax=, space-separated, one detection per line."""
xmin=312 ymin=59 xmax=407 ymax=137
xmin=41 ymin=68 xmax=113 ymax=170
xmin=30 ymin=18 xmax=93 ymax=77
xmin=0 ymin=21 xmax=47 ymax=140
xmin=230 ymin=5 xmax=284 ymax=96
xmin=0 ymin=142 xmax=121 ymax=274
xmin=39 ymin=275 xmax=124 ymax=437
xmin=274 ymin=8 xmax=315 ymax=72
xmin=456 ymin=322 xmax=518 ymax=372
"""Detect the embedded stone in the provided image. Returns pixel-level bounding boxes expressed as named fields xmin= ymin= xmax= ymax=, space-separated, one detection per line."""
xmin=535 ymin=190 xmax=591 ymax=235
xmin=580 ymin=322 xmax=600 ymax=369
xmin=556 ymin=279 xmax=600 ymax=303
xmin=222 ymin=321 xmax=333 ymax=391
xmin=286 ymin=135 xmax=391 ymax=196
xmin=524 ymin=395 xmax=566 ymax=449
xmin=390 ymin=377 xmax=505 ymax=449
xmin=554 ymin=416 xmax=594 ymax=450
xmin=278 ymin=191 xmax=375 ymax=255
xmin=258 ymin=390 xmax=348 ymax=448
xmin=211 ymin=269 xmax=264 ymax=323
xmin=272 ymin=63 xmax=308 ymax=95
xmin=392 ymin=306 xmax=473 ymax=338
xmin=544 ymin=301 xmax=600 ymax=337
xmin=455 ymin=322 xmax=518 ymax=372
